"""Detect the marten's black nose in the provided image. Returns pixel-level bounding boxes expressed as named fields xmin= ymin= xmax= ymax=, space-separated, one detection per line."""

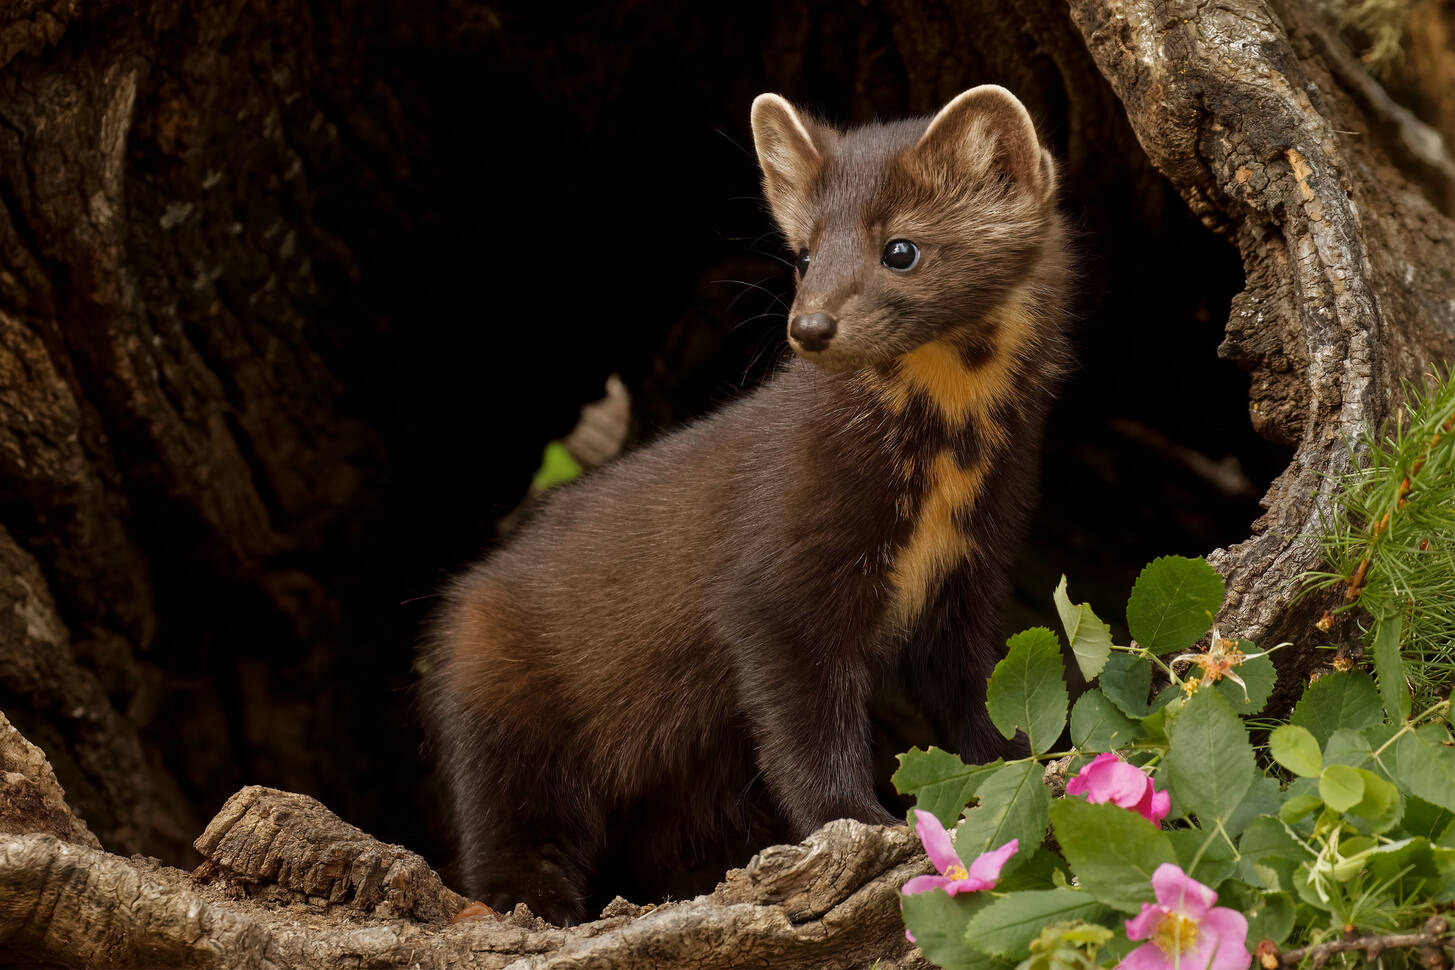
xmin=789 ymin=312 xmax=837 ymax=352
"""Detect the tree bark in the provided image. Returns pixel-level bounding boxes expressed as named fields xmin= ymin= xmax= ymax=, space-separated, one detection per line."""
xmin=0 ymin=0 xmax=1453 ymax=965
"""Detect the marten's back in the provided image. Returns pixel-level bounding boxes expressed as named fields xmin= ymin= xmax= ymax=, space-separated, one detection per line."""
xmin=426 ymin=362 xmax=905 ymax=798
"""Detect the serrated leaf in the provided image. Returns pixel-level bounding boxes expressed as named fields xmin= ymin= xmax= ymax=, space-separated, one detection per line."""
xmin=1070 ymin=689 xmax=1141 ymax=753
xmin=1226 ymin=776 xmax=1283 ymax=838
xmin=893 ymin=748 xmax=1002 ymax=828
xmin=1371 ymin=612 xmax=1411 ymax=723
xmin=1099 ymin=653 xmax=1154 ymax=719
xmin=987 ymin=628 xmax=1068 ymax=755
xmin=1290 ymin=671 xmax=1383 ymax=746
xmin=1395 ymin=728 xmax=1455 ymax=814
xmin=956 ymin=761 xmax=1051 ymax=862
xmin=1168 ymin=828 xmax=1237 ymax=887
xmin=1214 ymin=647 xmax=1276 ymax=714
xmin=964 ymin=889 xmax=1111 ymax=958
xmin=1320 ymin=764 xmax=1365 ymax=812
xmin=992 ymin=847 xmax=1067 ymax=892
xmin=1125 ymin=556 xmax=1225 ymax=655
xmin=1270 ymin=725 xmax=1322 ymax=777
xmin=1236 ymin=815 xmax=1308 ymax=888
xmin=1401 ymin=797 xmax=1455 ymax=840
xmin=1165 ymin=688 xmax=1256 ymax=825
xmin=1050 ymin=799 xmax=1177 ymax=912
xmin=1055 ymin=576 xmax=1113 ymax=681
xmin=902 ymin=890 xmax=1006 ymax=970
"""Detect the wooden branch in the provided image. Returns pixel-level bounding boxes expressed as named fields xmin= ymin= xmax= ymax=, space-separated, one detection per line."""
xmin=0 ymin=779 xmax=930 ymax=969
xmin=1264 ymin=917 xmax=1452 ymax=969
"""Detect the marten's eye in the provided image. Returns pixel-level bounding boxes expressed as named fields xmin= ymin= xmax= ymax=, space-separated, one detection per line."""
xmin=795 ymin=248 xmax=811 ymax=276
xmin=881 ymin=239 xmax=920 ymax=271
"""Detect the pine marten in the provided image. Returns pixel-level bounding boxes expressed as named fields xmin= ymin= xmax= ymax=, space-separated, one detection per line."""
xmin=422 ymin=85 xmax=1072 ymax=925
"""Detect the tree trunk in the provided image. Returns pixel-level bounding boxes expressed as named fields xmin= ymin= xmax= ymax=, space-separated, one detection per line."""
xmin=0 ymin=0 xmax=1452 ymax=965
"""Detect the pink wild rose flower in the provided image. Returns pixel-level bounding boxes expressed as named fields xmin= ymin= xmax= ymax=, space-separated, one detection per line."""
xmin=901 ymin=809 xmax=1017 ymax=943
xmin=1118 ymin=863 xmax=1252 ymax=970
xmin=1066 ymin=752 xmax=1171 ymax=826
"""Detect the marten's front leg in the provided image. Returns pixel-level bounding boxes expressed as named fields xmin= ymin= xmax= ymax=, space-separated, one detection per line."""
xmin=732 ymin=648 xmax=899 ymax=838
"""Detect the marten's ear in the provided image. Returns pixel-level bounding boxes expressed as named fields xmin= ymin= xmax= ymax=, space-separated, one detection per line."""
xmin=915 ymin=86 xmax=1053 ymax=201
xmin=751 ymin=94 xmax=828 ymax=240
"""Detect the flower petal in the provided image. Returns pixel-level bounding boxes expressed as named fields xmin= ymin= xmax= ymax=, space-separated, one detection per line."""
xmin=901 ymin=874 xmax=951 ymax=895
xmin=1125 ymin=902 xmax=1165 ymax=941
xmin=1116 ymin=941 xmax=1172 ymax=970
xmin=1067 ymin=752 xmax=1120 ymax=796
xmin=912 ymin=809 xmax=962 ymax=875
xmin=1099 ymin=760 xmax=1159 ymax=809
xmin=1146 ymin=789 xmax=1171 ymax=826
xmin=1196 ymin=907 xmax=1252 ymax=970
xmin=1152 ymin=863 xmax=1216 ymax=919
xmin=965 ymin=839 xmax=1018 ymax=887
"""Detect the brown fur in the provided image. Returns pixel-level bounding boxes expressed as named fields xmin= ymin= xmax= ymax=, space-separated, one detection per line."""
xmin=421 ymin=86 xmax=1073 ymax=926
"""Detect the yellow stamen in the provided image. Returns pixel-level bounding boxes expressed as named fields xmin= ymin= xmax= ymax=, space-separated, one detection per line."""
xmin=1182 ymin=677 xmax=1201 ymax=697
xmin=944 ymin=864 xmax=968 ymax=880
xmin=1154 ymin=912 xmax=1199 ymax=956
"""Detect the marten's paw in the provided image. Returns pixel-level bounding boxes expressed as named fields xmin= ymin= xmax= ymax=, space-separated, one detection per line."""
xmin=475 ymin=864 xmax=587 ymax=927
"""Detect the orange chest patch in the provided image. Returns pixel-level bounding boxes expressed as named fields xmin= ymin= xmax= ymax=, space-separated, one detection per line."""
xmin=886 ymin=450 xmax=983 ymax=626
xmin=874 ymin=301 xmax=1036 ymax=626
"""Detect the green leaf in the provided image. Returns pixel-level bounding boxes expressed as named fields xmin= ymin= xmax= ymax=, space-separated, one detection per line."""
xmin=1269 ymin=725 xmax=1322 ymax=777
xmin=1226 ymin=776 xmax=1284 ymax=839
xmin=987 ymin=628 xmax=1069 ymax=755
xmin=1394 ymin=728 xmax=1455 ymax=814
xmin=901 ymin=890 xmax=1006 ymax=970
xmin=1290 ymin=671 xmax=1383 ymax=746
xmin=1054 ymin=576 xmax=1113 ymax=681
xmin=1124 ymin=556 xmax=1225 ymax=655
xmin=1050 ymin=799 xmax=1177 ymax=912
xmin=1319 ymin=764 xmax=1365 ymax=812
xmin=1099 ymin=653 xmax=1154 ymax=719
xmin=1165 ymin=688 xmax=1256 ymax=825
xmin=530 ymin=440 xmax=583 ymax=491
xmin=1069 ymin=690 xmax=1141 ymax=753
xmin=1233 ymin=888 xmax=1296 ymax=946
xmin=1214 ymin=647 xmax=1276 ymax=715
xmin=893 ymin=747 xmax=1000 ymax=828
xmin=993 ymin=847 xmax=1067 ymax=892
xmin=1236 ymin=815 xmax=1308 ymax=889
xmin=1168 ymin=828 xmax=1237 ymax=887
xmin=964 ymin=889 xmax=1112 ymax=959
xmin=1279 ymin=793 xmax=1324 ymax=824
xmin=1400 ymin=796 xmax=1455 ymax=840
xmin=956 ymin=761 xmax=1051 ymax=861
xmin=1371 ymin=612 xmax=1411 ymax=722
xmin=1350 ymin=768 xmax=1400 ymax=830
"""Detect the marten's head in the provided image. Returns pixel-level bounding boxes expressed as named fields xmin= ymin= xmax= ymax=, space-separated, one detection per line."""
xmin=750 ymin=87 xmax=1059 ymax=371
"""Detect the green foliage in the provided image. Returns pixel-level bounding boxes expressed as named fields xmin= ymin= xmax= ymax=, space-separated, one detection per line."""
xmin=1165 ymin=689 xmax=1256 ymax=828
xmin=893 ymin=549 xmax=1455 ymax=970
xmin=957 ymin=762 xmax=1051 ymax=863
xmin=894 ymin=747 xmax=1000 ymax=828
xmin=1125 ymin=555 xmax=1224 ymax=655
xmin=1050 ymin=800 xmax=1176 ymax=912
xmin=1055 ymin=577 xmax=1112 ymax=681
xmin=530 ymin=441 xmax=583 ymax=491
xmin=1305 ymin=370 xmax=1455 ymax=715
xmin=966 ymin=891 xmax=1112 ymax=958
xmin=986 ymin=628 xmax=1068 ymax=755
xmin=1270 ymin=725 xmax=1323 ymax=778
xmin=1290 ymin=671 xmax=1383 ymax=745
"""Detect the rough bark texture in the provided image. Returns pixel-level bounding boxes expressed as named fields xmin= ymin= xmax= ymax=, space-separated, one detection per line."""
xmin=1 ymin=0 xmax=1454 ymax=964
xmin=0 ymin=777 xmax=929 ymax=969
